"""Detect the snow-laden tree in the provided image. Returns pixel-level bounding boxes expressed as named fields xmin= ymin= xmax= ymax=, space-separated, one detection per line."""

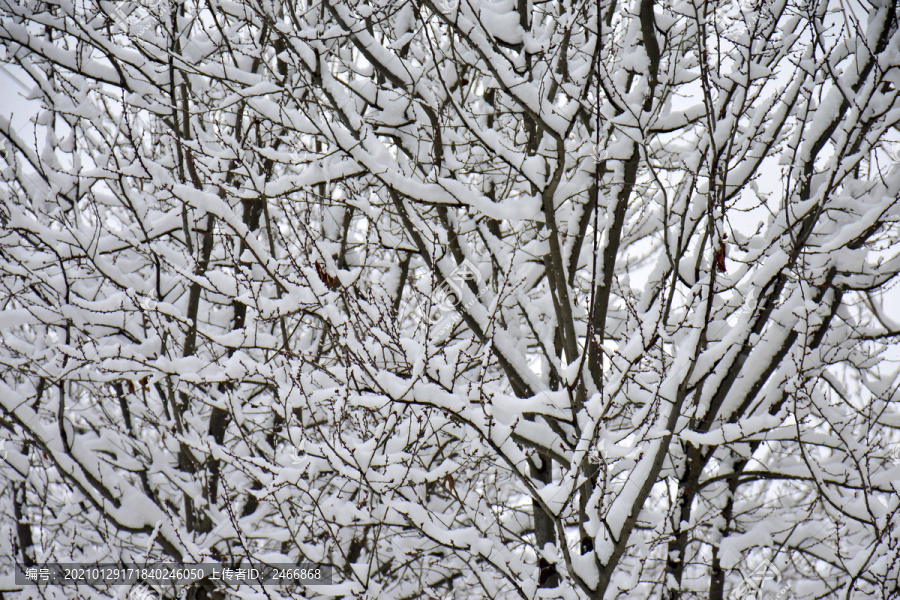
xmin=2 ymin=0 xmax=900 ymax=598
